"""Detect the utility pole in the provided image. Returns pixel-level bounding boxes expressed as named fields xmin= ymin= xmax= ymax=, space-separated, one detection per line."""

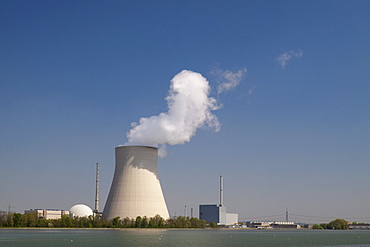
xmin=8 ymin=204 xmax=14 ymax=214
xmin=286 ymin=208 xmax=288 ymax=222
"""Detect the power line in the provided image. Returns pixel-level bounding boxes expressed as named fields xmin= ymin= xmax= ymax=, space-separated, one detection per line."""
xmin=290 ymin=214 xmax=370 ymax=221
xmin=239 ymin=214 xmax=285 ymax=220
xmin=289 ymin=214 xmax=334 ymax=220
xmin=241 ymin=212 xmax=370 ymax=222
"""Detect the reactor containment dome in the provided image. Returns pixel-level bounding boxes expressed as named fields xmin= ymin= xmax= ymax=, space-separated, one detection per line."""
xmin=69 ymin=204 xmax=93 ymax=217
xmin=103 ymin=146 xmax=170 ymax=220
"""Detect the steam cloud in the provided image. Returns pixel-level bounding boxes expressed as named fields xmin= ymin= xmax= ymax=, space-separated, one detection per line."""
xmin=276 ymin=49 xmax=303 ymax=69
xmin=126 ymin=70 xmax=221 ymax=157
xmin=212 ymin=68 xmax=247 ymax=94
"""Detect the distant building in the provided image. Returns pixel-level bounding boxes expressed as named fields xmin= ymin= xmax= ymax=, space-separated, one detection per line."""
xmin=270 ymin=222 xmax=299 ymax=229
xmin=199 ymin=204 xmax=238 ymax=226
xmin=24 ymin=209 xmax=69 ymax=220
xmin=248 ymin=221 xmax=272 ymax=229
xmin=299 ymin=224 xmax=313 ymax=229
xmin=248 ymin=221 xmax=298 ymax=229
xmin=69 ymin=204 xmax=93 ymax=218
xmin=226 ymin=213 xmax=238 ymax=226
xmin=349 ymin=224 xmax=370 ymax=230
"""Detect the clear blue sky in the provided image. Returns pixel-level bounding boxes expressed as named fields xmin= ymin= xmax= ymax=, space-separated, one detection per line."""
xmin=1 ymin=0 xmax=369 ymax=223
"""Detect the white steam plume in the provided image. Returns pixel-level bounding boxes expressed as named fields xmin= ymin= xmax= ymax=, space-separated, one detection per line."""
xmin=211 ymin=68 xmax=247 ymax=94
xmin=276 ymin=49 xmax=303 ymax=69
xmin=126 ymin=70 xmax=220 ymax=157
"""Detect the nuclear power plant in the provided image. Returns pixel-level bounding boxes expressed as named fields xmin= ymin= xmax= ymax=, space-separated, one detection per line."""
xmin=103 ymin=145 xmax=170 ymax=220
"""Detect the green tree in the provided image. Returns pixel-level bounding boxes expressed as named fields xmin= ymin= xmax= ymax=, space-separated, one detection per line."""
xmin=22 ymin=213 xmax=37 ymax=227
xmin=190 ymin=218 xmax=207 ymax=228
xmin=130 ymin=218 xmax=135 ymax=228
xmin=87 ymin=215 xmax=94 ymax=228
xmin=50 ymin=219 xmax=60 ymax=227
xmin=166 ymin=218 xmax=174 ymax=228
xmin=188 ymin=217 xmax=207 ymax=228
xmin=122 ymin=217 xmax=132 ymax=228
xmin=112 ymin=217 xmax=122 ymax=228
xmin=13 ymin=213 xmax=22 ymax=227
xmin=173 ymin=216 xmax=191 ymax=228
xmin=148 ymin=217 xmax=157 ymax=228
xmin=90 ymin=215 xmax=101 ymax=228
xmin=312 ymin=224 xmax=324 ymax=229
xmin=199 ymin=219 xmax=207 ymax=228
xmin=0 ymin=212 xmax=7 ymax=227
xmin=153 ymin=214 xmax=164 ymax=228
xmin=79 ymin=217 xmax=89 ymax=228
xmin=141 ymin=216 xmax=149 ymax=228
xmin=71 ymin=217 xmax=79 ymax=227
xmin=320 ymin=223 xmax=329 ymax=229
xmin=7 ymin=213 xmax=14 ymax=227
xmin=37 ymin=218 xmax=49 ymax=227
xmin=209 ymin=222 xmax=217 ymax=228
xmin=60 ymin=214 xmax=72 ymax=227
xmin=100 ymin=218 xmax=111 ymax=228
xmin=189 ymin=217 xmax=199 ymax=228
xmin=328 ymin=219 xmax=348 ymax=230
xmin=135 ymin=216 xmax=142 ymax=228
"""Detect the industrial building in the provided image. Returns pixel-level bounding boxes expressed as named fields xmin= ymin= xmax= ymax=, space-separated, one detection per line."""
xmin=199 ymin=204 xmax=238 ymax=225
xmin=349 ymin=224 xmax=370 ymax=230
xmin=247 ymin=221 xmax=299 ymax=229
xmin=69 ymin=204 xmax=93 ymax=218
xmin=199 ymin=176 xmax=239 ymax=226
xmin=24 ymin=209 xmax=69 ymax=220
xmin=103 ymin=146 xmax=169 ymax=220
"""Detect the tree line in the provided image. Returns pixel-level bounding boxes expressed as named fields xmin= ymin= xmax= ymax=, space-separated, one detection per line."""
xmin=0 ymin=212 xmax=216 ymax=228
xmin=312 ymin=219 xmax=349 ymax=230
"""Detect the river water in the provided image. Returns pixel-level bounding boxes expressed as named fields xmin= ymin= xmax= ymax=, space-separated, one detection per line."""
xmin=1 ymin=228 xmax=370 ymax=246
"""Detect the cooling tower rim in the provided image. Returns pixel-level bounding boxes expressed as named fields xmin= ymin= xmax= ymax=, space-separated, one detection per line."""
xmin=116 ymin=145 xmax=158 ymax=150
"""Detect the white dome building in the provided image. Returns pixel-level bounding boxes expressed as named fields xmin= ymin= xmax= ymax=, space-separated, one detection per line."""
xmin=69 ymin=204 xmax=93 ymax=218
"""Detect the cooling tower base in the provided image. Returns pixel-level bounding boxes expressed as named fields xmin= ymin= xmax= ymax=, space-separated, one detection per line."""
xmin=103 ymin=146 xmax=169 ymax=220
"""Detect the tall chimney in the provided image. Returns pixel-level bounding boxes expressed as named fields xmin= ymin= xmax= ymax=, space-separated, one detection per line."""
xmin=103 ymin=146 xmax=169 ymax=220
xmin=94 ymin=163 xmax=99 ymax=214
xmin=220 ymin=175 xmax=223 ymax=206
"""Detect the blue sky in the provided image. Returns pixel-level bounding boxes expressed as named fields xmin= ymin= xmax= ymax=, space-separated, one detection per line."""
xmin=1 ymin=0 xmax=369 ymax=223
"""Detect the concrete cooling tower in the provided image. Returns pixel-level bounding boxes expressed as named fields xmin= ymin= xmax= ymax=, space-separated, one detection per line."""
xmin=103 ymin=146 xmax=170 ymax=220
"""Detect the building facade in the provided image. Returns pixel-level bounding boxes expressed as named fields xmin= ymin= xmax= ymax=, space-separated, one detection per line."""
xmin=349 ymin=224 xmax=370 ymax=230
xmin=24 ymin=209 xmax=70 ymax=220
xmin=199 ymin=204 xmax=238 ymax=226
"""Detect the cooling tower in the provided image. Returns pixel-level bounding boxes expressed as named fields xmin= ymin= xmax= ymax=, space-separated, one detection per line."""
xmin=103 ymin=146 xmax=169 ymax=220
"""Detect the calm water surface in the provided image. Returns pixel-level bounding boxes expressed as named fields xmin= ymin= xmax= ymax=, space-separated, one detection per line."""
xmin=1 ymin=228 xmax=370 ymax=247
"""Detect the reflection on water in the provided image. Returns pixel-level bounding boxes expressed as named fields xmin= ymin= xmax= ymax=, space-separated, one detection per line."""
xmin=1 ymin=229 xmax=370 ymax=247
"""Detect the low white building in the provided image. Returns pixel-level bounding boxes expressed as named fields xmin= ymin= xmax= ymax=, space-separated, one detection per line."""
xmin=24 ymin=209 xmax=69 ymax=220
xmin=248 ymin=221 xmax=298 ymax=229
xmin=226 ymin=213 xmax=238 ymax=225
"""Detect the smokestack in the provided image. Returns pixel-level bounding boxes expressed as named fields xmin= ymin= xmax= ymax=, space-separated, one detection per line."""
xmin=103 ymin=146 xmax=169 ymax=220
xmin=220 ymin=175 xmax=223 ymax=206
xmin=94 ymin=163 xmax=99 ymax=214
